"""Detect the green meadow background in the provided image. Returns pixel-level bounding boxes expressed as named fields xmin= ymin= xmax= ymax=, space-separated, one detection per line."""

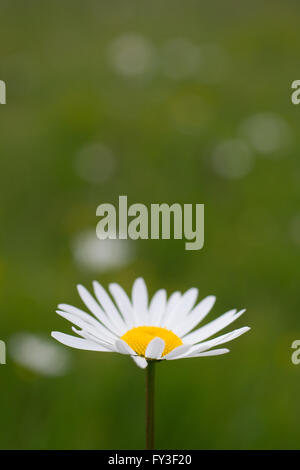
xmin=1 ymin=0 xmax=300 ymax=449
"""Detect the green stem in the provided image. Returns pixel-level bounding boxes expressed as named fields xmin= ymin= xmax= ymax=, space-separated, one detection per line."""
xmin=146 ymin=361 xmax=155 ymax=450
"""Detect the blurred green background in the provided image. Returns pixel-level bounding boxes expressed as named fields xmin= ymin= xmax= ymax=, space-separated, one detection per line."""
xmin=1 ymin=0 xmax=300 ymax=449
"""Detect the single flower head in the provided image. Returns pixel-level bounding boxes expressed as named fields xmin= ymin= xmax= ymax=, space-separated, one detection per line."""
xmin=52 ymin=278 xmax=250 ymax=368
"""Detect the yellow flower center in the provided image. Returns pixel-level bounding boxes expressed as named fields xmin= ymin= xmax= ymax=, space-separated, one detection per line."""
xmin=121 ymin=326 xmax=182 ymax=358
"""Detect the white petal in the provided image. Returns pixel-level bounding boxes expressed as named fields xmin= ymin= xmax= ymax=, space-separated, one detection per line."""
xmin=132 ymin=355 xmax=148 ymax=368
xmin=51 ymin=331 xmax=111 ymax=351
xmin=56 ymin=310 xmax=116 ymax=344
xmin=58 ymin=303 xmax=103 ymax=329
xmin=77 ymin=284 xmax=121 ymax=335
xmin=71 ymin=327 xmax=116 ymax=350
xmin=93 ymin=281 xmax=127 ymax=334
xmin=173 ymin=295 xmax=216 ymax=337
xmin=167 ymin=291 xmax=181 ymax=311
xmin=149 ymin=289 xmax=167 ymax=326
xmin=145 ymin=337 xmax=165 ymax=359
xmin=170 ymin=326 xmax=250 ymax=360
xmin=115 ymin=339 xmax=136 ymax=355
xmin=187 ymin=348 xmax=230 ymax=358
xmin=183 ymin=309 xmax=246 ymax=344
xmin=109 ymin=283 xmax=135 ymax=329
xmin=193 ymin=326 xmax=250 ymax=351
xmin=164 ymin=344 xmax=192 ymax=360
xmin=132 ymin=277 xmax=148 ymax=325
xmin=160 ymin=291 xmax=181 ymax=327
xmin=165 ymin=288 xmax=198 ymax=329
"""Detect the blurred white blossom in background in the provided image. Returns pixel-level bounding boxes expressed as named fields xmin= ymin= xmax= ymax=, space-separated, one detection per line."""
xmin=239 ymin=112 xmax=292 ymax=156
xmin=107 ymin=34 xmax=229 ymax=85
xmin=108 ymin=33 xmax=157 ymax=77
xmin=211 ymin=139 xmax=254 ymax=179
xmin=9 ymin=333 xmax=70 ymax=376
xmin=71 ymin=228 xmax=134 ymax=272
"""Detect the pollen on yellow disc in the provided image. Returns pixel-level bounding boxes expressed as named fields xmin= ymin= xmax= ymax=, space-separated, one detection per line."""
xmin=121 ymin=326 xmax=182 ymax=358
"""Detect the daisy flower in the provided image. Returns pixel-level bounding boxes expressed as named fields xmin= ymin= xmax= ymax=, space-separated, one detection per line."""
xmin=52 ymin=277 xmax=250 ymax=449
xmin=51 ymin=277 xmax=250 ymax=368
